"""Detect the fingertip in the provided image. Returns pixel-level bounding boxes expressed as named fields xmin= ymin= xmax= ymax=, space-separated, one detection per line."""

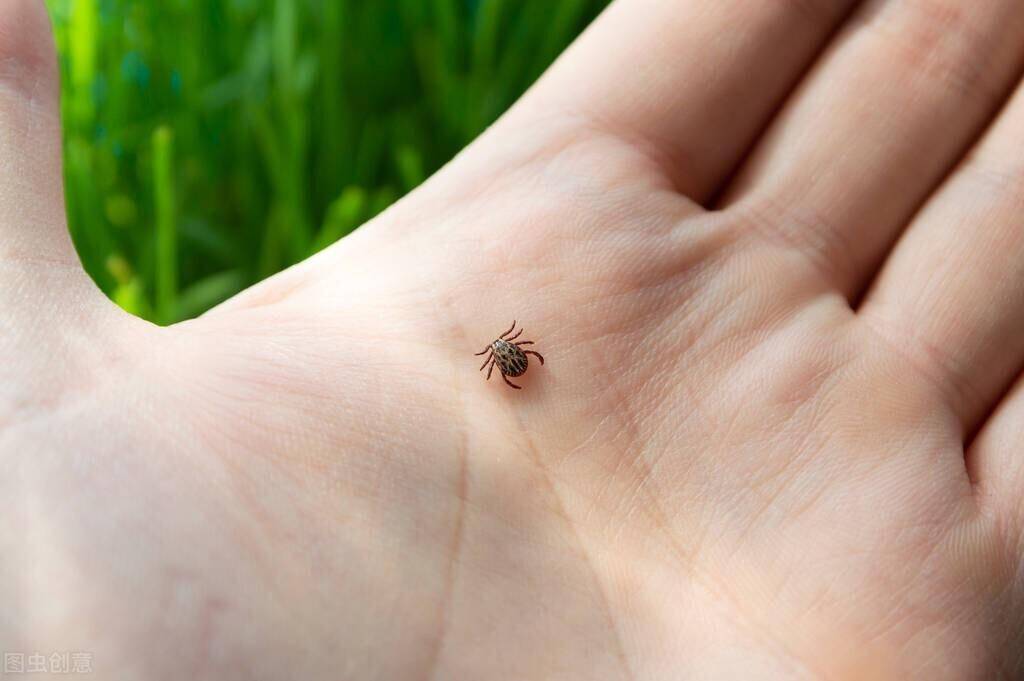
xmin=0 ymin=0 xmax=60 ymax=106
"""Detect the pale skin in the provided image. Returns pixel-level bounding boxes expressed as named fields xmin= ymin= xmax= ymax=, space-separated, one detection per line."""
xmin=8 ymin=0 xmax=1024 ymax=677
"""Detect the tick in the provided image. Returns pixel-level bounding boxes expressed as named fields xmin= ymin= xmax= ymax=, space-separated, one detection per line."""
xmin=475 ymin=321 xmax=545 ymax=390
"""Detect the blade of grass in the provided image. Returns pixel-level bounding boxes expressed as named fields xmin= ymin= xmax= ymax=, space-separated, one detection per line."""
xmin=176 ymin=270 xmax=246 ymax=320
xmin=153 ymin=126 xmax=177 ymax=325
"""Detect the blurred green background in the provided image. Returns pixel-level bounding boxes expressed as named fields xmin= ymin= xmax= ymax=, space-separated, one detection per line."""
xmin=43 ymin=0 xmax=609 ymax=324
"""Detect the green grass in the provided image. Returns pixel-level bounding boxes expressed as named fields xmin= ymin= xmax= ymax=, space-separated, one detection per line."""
xmin=44 ymin=0 xmax=609 ymax=323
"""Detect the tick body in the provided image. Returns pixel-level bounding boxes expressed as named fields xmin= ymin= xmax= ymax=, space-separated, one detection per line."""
xmin=475 ymin=321 xmax=545 ymax=390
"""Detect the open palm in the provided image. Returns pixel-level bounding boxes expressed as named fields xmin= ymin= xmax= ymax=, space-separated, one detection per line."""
xmin=7 ymin=0 xmax=1024 ymax=678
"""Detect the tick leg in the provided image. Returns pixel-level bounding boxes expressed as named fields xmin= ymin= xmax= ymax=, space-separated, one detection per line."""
xmin=502 ymin=374 xmax=522 ymax=390
xmin=474 ymin=345 xmax=491 ymax=356
xmin=523 ymin=350 xmax=545 ymax=365
xmin=513 ymin=340 xmax=534 ymax=346
xmin=506 ymin=328 xmax=524 ymax=342
xmin=486 ymin=359 xmax=496 ymax=381
xmin=498 ymin=320 xmax=517 ymax=339
xmin=479 ymin=353 xmax=493 ymax=371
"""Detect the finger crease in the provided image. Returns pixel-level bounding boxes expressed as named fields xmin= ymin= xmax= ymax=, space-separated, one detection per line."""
xmin=859 ymin=308 xmax=984 ymax=431
xmin=731 ymin=195 xmax=859 ymax=291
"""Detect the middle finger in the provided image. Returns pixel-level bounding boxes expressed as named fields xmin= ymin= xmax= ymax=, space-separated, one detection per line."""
xmin=720 ymin=0 xmax=1024 ymax=297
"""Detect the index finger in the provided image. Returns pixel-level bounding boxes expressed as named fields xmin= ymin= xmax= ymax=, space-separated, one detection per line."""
xmin=523 ymin=0 xmax=860 ymax=201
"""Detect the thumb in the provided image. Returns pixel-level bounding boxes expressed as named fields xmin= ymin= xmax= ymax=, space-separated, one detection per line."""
xmin=0 ymin=0 xmax=107 ymax=318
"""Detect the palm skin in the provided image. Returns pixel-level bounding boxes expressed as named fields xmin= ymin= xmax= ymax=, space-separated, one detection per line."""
xmin=7 ymin=0 xmax=1024 ymax=678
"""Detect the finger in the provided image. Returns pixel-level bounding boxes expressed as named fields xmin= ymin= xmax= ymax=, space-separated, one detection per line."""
xmin=721 ymin=0 xmax=1024 ymax=296
xmin=969 ymin=375 xmax=1024 ymax=529
xmin=0 ymin=0 xmax=97 ymax=307
xmin=523 ymin=0 xmax=861 ymax=201
xmin=859 ymin=78 xmax=1024 ymax=433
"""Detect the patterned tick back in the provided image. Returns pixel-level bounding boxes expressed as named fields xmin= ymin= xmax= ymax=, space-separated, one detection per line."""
xmin=491 ymin=339 xmax=529 ymax=377
xmin=474 ymin=321 xmax=545 ymax=390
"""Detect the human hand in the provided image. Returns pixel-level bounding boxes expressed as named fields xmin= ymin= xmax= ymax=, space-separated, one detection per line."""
xmin=6 ymin=0 xmax=1024 ymax=678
